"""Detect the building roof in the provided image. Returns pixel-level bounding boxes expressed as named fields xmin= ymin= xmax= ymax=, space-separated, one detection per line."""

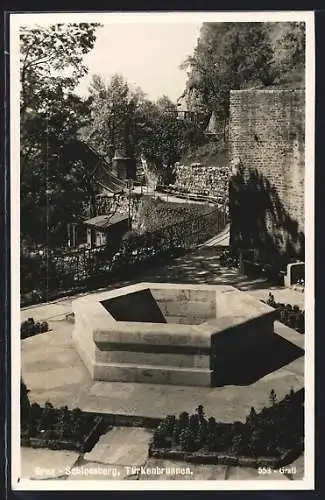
xmin=84 ymin=213 xmax=128 ymax=229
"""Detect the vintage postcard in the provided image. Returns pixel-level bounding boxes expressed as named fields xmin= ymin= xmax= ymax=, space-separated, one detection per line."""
xmin=10 ymin=10 xmax=314 ymax=490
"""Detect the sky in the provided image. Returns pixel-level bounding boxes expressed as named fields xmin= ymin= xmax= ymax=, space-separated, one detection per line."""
xmin=75 ymin=23 xmax=202 ymax=103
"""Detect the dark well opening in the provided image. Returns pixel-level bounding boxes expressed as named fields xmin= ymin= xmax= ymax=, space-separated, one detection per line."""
xmin=101 ymin=289 xmax=167 ymax=323
xmin=100 ymin=288 xmax=217 ymax=324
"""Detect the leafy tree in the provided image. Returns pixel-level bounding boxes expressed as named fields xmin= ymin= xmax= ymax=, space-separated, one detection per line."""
xmin=85 ymin=77 xmax=200 ymax=184
xmin=20 ymin=23 xmax=101 ymax=247
xmin=20 ymin=95 xmax=96 ymax=246
xmin=271 ymin=22 xmax=305 ymax=87
xmin=182 ymin=22 xmax=305 ymax=138
xmin=138 ymin=96 xmax=201 ymax=183
xmin=85 ymin=73 xmax=147 ymax=162
xmin=20 ymin=23 xmax=100 ymax=120
xmin=182 ymin=22 xmax=276 ymax=130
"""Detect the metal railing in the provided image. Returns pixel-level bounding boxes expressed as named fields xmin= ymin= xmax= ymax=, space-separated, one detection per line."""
xmin=21 ymin=207 xmax=228 ymax=305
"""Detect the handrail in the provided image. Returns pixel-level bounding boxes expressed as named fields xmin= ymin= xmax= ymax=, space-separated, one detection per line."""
xmin=156 ymin=184 xmax=227 ymax=207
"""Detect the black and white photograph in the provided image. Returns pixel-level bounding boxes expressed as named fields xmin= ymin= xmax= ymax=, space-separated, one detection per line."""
xmin=10 ymin=11 xmax=314 ymax=490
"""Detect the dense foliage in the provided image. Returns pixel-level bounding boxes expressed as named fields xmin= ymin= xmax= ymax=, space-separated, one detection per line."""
xmin=21 ymin=317 xmax=49 ymax=339
xmin=83 ymin=76 xmax=204 ymax=184
xmin=20 ymin=26 xmax=204 ymax=249
xmin=83 ymin=74 xmax=146 ymax=160
xmin=20 ymin=23 xmax=102 ymax=247
xmin=219 ymin=249 xmax=240 ymax=268
xmin=152 ymin=389 xmax=304 ymax=459
xmin=265 ymin=293 xmax=305 ymax=333
xmin=181 ymin=22 xmax=305 ymax=137
xmin=21 ymin=401 xmax=106 ymax=451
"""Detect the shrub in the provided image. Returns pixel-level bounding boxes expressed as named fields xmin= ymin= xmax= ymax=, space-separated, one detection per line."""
xmin=264 ymin=295 xmax=305 ymax=334
xmin=121 ymin=230 xmax=138 ymax=242
xmin=22 ymin=400 xmax=107 ymax=452
xmin=151 ymin=390 xmax=304 ymax=460
xmin=21 ymin=318 xmax=49 ymax=339
xmin=246 ymin=407 xmax=257 ymax=426
xmin=219 ymin=249 xmax=239 ymax=268
xmin=266 ymin=292 xmax=276 ymax=307
xmin=231 ymin=433 xmax=244 ymax=454
xmin=179 ymin=428 xmax=196 ymax=452
xmin=152 ymin=424 xmax=170 ymax=448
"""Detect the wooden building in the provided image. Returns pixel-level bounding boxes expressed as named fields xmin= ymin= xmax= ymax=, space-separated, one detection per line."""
xmin=84 ymin=213 xmax=129 ymax=248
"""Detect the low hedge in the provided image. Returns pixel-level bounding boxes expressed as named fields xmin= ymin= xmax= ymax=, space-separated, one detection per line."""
xmin=149 ymin=389 xmax=304 ymax=468
xmin=21 ymin=401 xmax=108 ymax=453
xmin=265 ymin=293 xmax=305 ymax=334
xmin=21 ymin=317 xmax=49 ymax=339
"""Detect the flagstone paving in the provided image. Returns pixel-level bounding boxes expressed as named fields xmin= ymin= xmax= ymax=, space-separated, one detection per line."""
xmin=20 ymin=447 xmax=80 ymax=480
xmin=84 ymin=428 xmax=153 ymax=465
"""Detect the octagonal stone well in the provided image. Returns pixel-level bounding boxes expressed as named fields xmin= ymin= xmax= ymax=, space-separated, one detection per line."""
xmin=72 ymin=283 xmax=277 ymax=387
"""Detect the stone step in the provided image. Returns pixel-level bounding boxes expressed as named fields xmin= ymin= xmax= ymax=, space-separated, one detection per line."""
xmin=93 ymin=361 xmax=212 ymax=387
xmin=95 ymin=348 xmax=210 ymax=369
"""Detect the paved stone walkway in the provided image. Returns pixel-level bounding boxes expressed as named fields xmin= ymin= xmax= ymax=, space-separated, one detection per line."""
xmin=200 ymin=224 xmax=230 ymax=247
xmin=21 ymin=246 xmax=304 ymax=323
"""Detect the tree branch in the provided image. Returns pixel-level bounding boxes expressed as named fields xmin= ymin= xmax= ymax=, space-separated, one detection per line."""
xmin=23 ymin=53 xmax=57 ymax=72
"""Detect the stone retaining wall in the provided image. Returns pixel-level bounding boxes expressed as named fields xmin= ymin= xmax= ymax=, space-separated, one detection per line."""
xmin=229 ymin=89 xmax=305 ymax=262
xmin=172 ymin=164 xmax=229 ymax=204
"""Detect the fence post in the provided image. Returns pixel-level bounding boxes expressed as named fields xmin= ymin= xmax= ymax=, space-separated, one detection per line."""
xmin=75 ymin=251 xmax=79 ymax=284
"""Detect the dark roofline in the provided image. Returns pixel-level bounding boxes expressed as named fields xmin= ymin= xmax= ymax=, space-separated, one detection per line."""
xmin=84 ymin=214 xmax=129 ymax=229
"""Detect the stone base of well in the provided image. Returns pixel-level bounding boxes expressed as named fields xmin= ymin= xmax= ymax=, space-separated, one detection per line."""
xmin=72 ymin=283 xmax=277 ymax=387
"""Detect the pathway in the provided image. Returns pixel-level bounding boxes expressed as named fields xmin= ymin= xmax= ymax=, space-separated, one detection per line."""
xmin=21 ymin=244 xmax=304 ymax=323
xmin=199 ymin=223 xmax=230 ymax=247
